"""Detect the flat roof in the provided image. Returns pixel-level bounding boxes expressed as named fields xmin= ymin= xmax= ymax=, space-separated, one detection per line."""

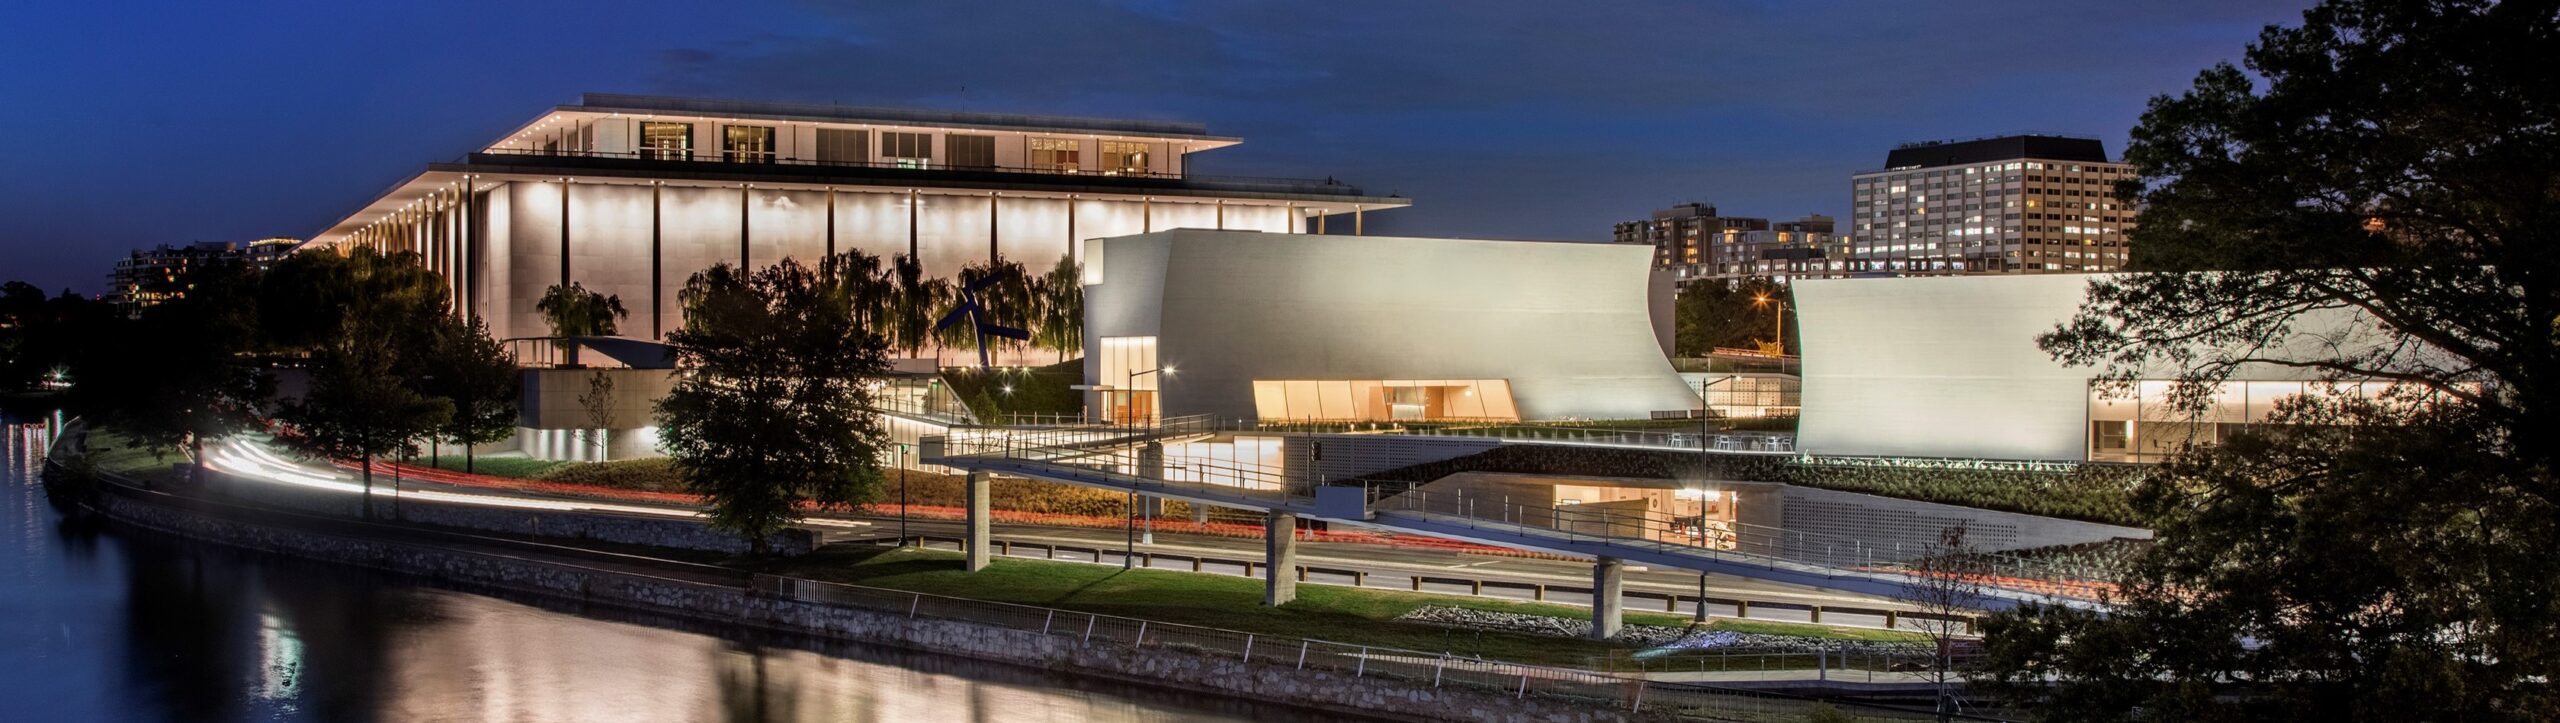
xmin=1878 ymin=135 xmax=2111 ymax=170
xmin=570 ymin=93 xmax=1232 ymax=141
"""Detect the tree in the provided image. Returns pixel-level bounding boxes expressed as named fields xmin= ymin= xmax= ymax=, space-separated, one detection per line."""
xmin=1671 ymin=278 xmax=1797 ymax=358
xmin=264 ymin=247 xmax=486 ymax=517
xmin=533 ymin=282 xmax=627 ymax=367
xmin=658 ymin=257 xmax=892 ymax=551
xmin=1897 ymin=524 xmax=1991 ymax=721
xmin=885 ymin=253 xmax=947 ymax=363
xmin=69 ymin=260 xmax=273 ymax=486
xmin=417 ymin=316 xmax=520 ymax=473
xmin=1 ymin=282 xmax=110 ymax=392
xmin=578 ymin=369 xmax=616 ymax=459
xmin=1980 ymin=2 xmax=2560 ymax=719
xmin=1033 ymin=254 xmax=1083 ymax=363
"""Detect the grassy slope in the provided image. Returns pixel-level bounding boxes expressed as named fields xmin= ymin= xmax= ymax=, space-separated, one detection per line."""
xmin=760 ymin=546 xmax=1921 ymax=667
xmin=941 ymin=359 xmax=1083 ymax=421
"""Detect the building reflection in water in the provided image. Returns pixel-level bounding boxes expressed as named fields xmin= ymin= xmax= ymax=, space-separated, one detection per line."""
xmin=6 ymin=414 xmax=1326 ymax=723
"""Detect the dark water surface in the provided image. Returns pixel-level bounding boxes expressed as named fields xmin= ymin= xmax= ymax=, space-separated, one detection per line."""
xmin=1 ymin=414 xmax=1329 ymax=722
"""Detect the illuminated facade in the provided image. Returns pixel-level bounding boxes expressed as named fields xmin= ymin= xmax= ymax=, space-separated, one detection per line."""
xmin=303 ymin=93 xmax=1409 ymax=360
xmin=1847 ymin=135 xmax=2136 ymax=275
xmin=1082 ymin=230 xmax=1699 ymax=424
xmin=107 ymin=238 xmax=296 ymax=316
xmin=1613 ymin=203 xmax=1847 ymax=284
xmin=1793 ymin=274 xmax=2424 ymax=462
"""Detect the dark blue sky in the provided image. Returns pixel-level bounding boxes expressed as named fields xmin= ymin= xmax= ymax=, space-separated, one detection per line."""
xmin=0 ymin=0 xmax=2306 ymax=293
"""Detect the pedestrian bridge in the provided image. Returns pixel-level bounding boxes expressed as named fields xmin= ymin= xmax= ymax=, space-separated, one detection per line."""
xmin=921 ymin=416 xmax=2110 ymax=635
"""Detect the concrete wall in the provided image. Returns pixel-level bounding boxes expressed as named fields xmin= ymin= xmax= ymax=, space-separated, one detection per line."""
xmin=87 ymin=479 xmax=1664 ymax=723
xmin=1773 ymin=485 xmax=2148 ymax=556
xmin=1087 ymin=230 xmax=1699 ymax=422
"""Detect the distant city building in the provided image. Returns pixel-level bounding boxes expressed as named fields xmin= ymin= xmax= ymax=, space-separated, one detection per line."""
xmin=107 ymin=238 xmax=296 ymax=315
xmin=1613 ymin=203 xmax=1847 ymax=285
xmin=1847 ymin=135 xmax=2136 ymax=275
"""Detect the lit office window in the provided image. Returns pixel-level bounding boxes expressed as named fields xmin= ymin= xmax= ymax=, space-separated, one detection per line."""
xmin=723 ymin=125 xmax=776 ymax=163
xmin=1102 ymin=141 xmax=1149 ymax=175
xmin=639 ymin=122 xmax=693 ymax=160
xmin=1030 ymin=138 xmax=1081 ymax=172
xmin=947 ymin=134 xmax=995 ymax=169
xmin=815 ymin=128 xmax=868 ymax=165
xmin=881 ymin=132 xmax=933 ymax=168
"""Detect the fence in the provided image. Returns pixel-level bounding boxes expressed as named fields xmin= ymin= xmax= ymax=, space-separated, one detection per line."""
xmin=757 ymin=574 xmax=1984 ymax=722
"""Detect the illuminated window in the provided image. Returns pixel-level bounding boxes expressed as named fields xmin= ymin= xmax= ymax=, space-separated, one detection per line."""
xmin=1030 ymin=138 xmax=1081 ymax=172
xmin=1102 ymin=141 xmax=1150 ymax=175
xmin=644 ymin=122 xmax=696 ymax=160
xmin=722 ymin=125 xmax=775 ymax=163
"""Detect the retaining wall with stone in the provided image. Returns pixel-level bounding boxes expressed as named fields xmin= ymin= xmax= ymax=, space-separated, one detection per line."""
xmin=76 ymin=475 xmax=1690 ymax=723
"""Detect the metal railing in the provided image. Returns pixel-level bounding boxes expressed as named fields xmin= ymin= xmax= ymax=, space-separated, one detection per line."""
xmin=759 ymin=574 xmax=1971 ymax=721
xmin=470 ymin=148 xmax=1376 ymax=197
xmin=1219 ymin=417 xmax=1796 ymax=453
xmin=924 ymin=417 xmax=2118 ymax=602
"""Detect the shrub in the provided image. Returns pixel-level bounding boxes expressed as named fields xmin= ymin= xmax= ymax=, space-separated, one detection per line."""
xmin=534 ymin=457 xmax=685 ymax=493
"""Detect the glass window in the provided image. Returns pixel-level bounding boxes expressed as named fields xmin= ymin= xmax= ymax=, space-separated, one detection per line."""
xmin=881 ymin=132 xmax=933 ymax=168
xmin=947 ymin=134 xmax=995 ymax=169
xmin=1102 ymin=141 xmax=1150 ymax=175
xmin=723 ymin=125 xmax=775 ymax=163
xmin=815 ymin=128 xmax=867 ymax=165
xmin=639 ymin=122 xmax=694 ymax=160
xmin=1030 ymin=137 xmax=1081 ymax=172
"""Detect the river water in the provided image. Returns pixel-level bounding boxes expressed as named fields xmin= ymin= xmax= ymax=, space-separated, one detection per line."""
xmin=0 ymin=413 xmax=1326 ymax=722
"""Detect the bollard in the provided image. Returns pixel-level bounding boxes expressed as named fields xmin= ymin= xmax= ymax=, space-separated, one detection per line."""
xmin=1810 ymin=605 xmax=1823 ymax=624
xmin=1533 ymin=584 xmax=1545 ymax=602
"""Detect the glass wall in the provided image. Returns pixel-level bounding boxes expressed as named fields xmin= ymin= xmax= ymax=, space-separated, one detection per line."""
xmin=1030 ymin=138 xmax=1081 ymax=172
xmin=639 ymin=122 xmax=693 ymax=160
xmin=1248 ymin=379 xmax=1518 ymax=422
xmin=1102 ymin=141 xmax=1150 ymax=175
xmin=947 ymin=134 xmax=996 ymax=169
xmin=815 ymin=128 xmax=868 ymax=164
xmin=2087 ymin=379 xmax=2412 ymax=461
xmin=881 ymin=132 xmax=933 ymax=168
xmin=723 ymin=125 xmax=776 ymax=163
xmin=1096 ymin=336 xmax=1159 ymax=423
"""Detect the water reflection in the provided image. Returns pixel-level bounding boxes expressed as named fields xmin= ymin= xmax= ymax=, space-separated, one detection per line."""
xmin=4 ymin=416 xmax=1329 ymax=722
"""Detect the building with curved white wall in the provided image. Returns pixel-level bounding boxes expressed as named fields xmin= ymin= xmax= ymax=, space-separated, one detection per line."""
xmin=1793 ymin=274 xmax=2427 ymax=462
xmin=1082 ymin=230 xmax=1698 ymax=423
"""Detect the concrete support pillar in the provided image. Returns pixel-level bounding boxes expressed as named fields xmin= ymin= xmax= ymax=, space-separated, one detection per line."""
xmin=1192 ymin=502 xmax=1210 ymax=524
xmin=650 ymin=182 xmax=663 ymax=340
xmin=559 ymin=180 xmax=571 ymax=288
xmin=964 ymin=471 xmax=991 ymax=572
xmin=1591 ymin=556 xmax=1625 ymax=640
xmin=1264 ymin=511 xmax=1298 ymax=606
xmin=1137 ymin=442 xmax=1164 ymax=544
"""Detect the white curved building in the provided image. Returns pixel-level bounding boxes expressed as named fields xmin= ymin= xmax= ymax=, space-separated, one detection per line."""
xmin=1082 ymin=230 xmax=1699 ymax=423
xmin=1794 ymin=274 xmax=2425 ymax=462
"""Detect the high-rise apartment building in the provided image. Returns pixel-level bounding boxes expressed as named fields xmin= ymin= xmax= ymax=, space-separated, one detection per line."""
xmin=107 ymin=238 xmax=296 ymax=315
xmin=1613 ymin=203 xmax=1846 ymax=284
xmin=1847 ymin=135 xmax=2135 ymax=275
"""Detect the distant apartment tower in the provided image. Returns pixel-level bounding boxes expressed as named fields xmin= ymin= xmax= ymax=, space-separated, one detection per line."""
xmin=107 ymin=238 xmax=296 ymax=315
xmin=1848 ymin=135 xmax=2135 ymax=275
xmin=1613 ymin=202 xmax=1845 ymax=284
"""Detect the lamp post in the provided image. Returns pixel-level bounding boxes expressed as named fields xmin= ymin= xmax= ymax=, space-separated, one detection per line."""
xmin=1753 ymin=293 xmax=1790 ymax=375
xmin=1696 ymin=374 xmax=1738 ymax=455
xmin=1125 ymin=365 xmax=1175 ymax=425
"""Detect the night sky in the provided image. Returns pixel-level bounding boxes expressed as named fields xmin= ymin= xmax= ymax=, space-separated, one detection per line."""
xmin=0 ymin=0 xmax=2307 ymax=293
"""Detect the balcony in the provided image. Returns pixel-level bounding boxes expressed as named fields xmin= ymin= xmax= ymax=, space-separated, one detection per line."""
xmin=460 ymin=148 xmax=1380 ymax=199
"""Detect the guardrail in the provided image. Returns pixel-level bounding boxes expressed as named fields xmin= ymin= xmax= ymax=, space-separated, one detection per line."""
xmin=469 ymin=149 xmax=1377 ymax=197
xmin=924 ymin=417 xmax=2119 ymax=603
xmin=755 ymin=572 xmax=1983 ymax=722
xmin=891 ymin=533 xmax=1976 ymax=634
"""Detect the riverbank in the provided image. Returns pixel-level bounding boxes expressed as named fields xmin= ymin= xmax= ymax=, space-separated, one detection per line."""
xmin=45 ymin=435 xmax=1937 ymax=722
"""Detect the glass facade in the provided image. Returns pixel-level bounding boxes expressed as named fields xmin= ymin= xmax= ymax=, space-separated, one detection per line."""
xmin=947 ymin=134 xmax=996 ymax=169
xmin=1102 ymin=141 xmax=1149 ymax=175
xmin=881 ymin=132 xmax=933 ymax=168
xmin=723 ymin=125 xmax=775 ymax=163
xmin=2087 ymin=379 xmax=2417 ymax=461
xmin=815 ymin=127 xmax=868 ymax=164
xmin=639 ymin=122 xmax=693 ymax=160
xmin=1096 ymin=336 xmax=1159 ymax=423
xmin=1249 ymin=379 xmax=1518 ymax=422
xmin=1030 ymin=138 xmax=1081 ymax=172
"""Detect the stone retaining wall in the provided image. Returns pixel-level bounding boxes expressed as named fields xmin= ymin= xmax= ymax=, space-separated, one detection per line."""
xmin=83 ymin=479 xmax=1662 ymax=723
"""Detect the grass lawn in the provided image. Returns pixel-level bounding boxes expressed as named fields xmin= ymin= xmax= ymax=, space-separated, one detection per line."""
xmin=760 ymin=545 xmax=1921 ymax=667
xmin=418 ymin=455 xmax=569 ymax=479
xmin=83 ymin=430 xmax=189 ymax=485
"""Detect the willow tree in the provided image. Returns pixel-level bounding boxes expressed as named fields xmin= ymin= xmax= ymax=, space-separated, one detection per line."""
xmin=534 ymin=282 xmax=627 ymax=367
xmin=1979 ymin=2 xmax=2560 ymax=719
xmin=1033 ymin=254 xmax=1083 ymax=363
xmin=657 ymin=258 xmax=891 ymax=551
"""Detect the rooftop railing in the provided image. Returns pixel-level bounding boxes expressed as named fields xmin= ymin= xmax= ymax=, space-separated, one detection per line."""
xmin=466 ymin=148 xmax=1380 ymax=197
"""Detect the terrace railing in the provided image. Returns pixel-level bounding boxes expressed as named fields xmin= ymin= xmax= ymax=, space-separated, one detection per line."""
xmin=468 ymin=148 xmax=1376 ymax=197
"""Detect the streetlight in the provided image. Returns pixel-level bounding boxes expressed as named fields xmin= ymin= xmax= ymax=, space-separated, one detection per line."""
xmin=1753 ymin=293 xmax=1790 ymax=375
xmin=1125 ymin=365 xmax=1175 ymax=425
